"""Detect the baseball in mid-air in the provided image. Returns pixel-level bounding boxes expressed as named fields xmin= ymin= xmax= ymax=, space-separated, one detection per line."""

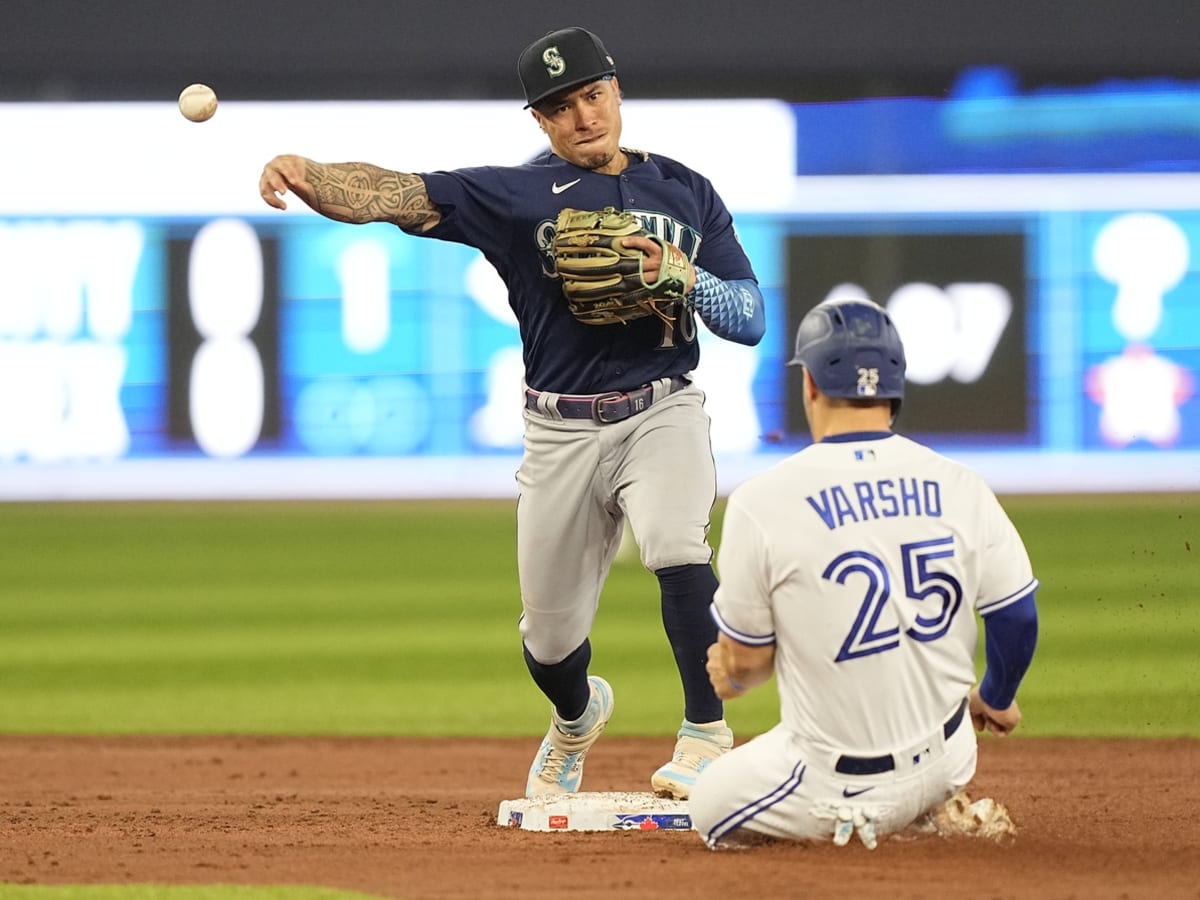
xmin=178 ymin=83 xmax=218 ymax=122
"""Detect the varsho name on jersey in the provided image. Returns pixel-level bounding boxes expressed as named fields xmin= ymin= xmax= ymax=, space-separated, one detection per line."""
xmin=807 ymin=478 xmax=942 ymax=531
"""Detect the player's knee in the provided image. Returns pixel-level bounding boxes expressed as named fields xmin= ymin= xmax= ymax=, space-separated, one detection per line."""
xmin=518 ymin=614 xmax=591 ymax=664
xmin=639 ymin=531 xmax=712 ymax=572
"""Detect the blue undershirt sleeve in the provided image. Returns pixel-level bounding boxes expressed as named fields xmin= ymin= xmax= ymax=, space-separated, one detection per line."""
xmin=979 ymin=592 xmax=1039 ymax=709
xmin=687 ymin=267 xmax=766 ymax=346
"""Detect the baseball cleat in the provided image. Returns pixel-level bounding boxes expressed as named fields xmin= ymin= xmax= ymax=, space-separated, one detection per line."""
xmin=525 ymin=676 xmax=615 ymax=798
xmin=651 ymin=719 xmax=734 ymax=800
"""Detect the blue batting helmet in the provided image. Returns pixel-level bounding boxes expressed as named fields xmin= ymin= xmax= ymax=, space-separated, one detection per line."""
xmin=787 ymin=297 xmax=906 ymax=403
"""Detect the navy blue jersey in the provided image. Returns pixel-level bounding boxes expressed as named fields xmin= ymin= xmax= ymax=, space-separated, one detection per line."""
xmin=417 ymin=149 xmax=758 ymax=394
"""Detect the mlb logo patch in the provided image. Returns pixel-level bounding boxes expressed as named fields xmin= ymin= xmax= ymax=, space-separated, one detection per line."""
xmin=856 ymin=366 xmax=880 ymax=396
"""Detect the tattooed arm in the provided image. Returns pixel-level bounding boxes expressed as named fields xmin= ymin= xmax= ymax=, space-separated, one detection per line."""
xmin=258 ymin=154 xmax=442 ymax=233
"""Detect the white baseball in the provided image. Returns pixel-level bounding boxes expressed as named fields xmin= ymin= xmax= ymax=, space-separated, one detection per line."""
xmin=178 ymin=83 xmax=218 ymax=123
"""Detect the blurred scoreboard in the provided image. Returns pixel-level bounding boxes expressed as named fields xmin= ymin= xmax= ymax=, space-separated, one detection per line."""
xmin=1 ymin=96 xmax=1197 ymax=496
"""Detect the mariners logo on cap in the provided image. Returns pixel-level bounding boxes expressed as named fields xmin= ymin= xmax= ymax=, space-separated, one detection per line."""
xmin=518 ymin=27 xmax=617 ymax=107
xmin=542 ymin=46 xmax=566 ymax=78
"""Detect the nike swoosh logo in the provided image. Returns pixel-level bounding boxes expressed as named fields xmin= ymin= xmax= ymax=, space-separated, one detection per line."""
xmin=842 ymin=787 xmax=874 ymax=798
xmin=552 ymin=179 xmax=581 ymax=194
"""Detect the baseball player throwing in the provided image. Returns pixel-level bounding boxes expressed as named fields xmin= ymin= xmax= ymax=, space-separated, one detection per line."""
xmin=689 ymin=297 xmax=1038 ymax=848
xmin=258 ymin=27 xmax=765 ymax=799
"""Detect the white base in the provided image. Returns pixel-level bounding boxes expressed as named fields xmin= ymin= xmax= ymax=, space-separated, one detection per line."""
xmin=497 ymin=791 xmax=693 ymax=832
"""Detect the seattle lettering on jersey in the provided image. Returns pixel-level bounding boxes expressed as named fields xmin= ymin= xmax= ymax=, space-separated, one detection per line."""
xmin=632 ymin=211 xmax=703 ymax=261
xmin=806 ymin=478 xmax=943 ymax=530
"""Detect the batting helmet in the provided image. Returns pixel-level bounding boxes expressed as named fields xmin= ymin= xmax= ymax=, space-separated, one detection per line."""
xmin=788 ymin=297 xmax=906 ymax=407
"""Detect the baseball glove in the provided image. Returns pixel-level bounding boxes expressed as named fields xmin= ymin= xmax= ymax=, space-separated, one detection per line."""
xmin=553 ymin=207 xmax=690 ymax=326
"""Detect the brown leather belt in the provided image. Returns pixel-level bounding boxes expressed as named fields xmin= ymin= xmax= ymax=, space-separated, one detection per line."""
xmin=525 ymin=376 xmax=690 ymax=424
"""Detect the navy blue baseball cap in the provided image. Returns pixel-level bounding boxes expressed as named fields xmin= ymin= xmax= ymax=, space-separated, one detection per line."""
xmin=788 ymin=297 xmax=907 ymax=405
xmin=518 ymin=27 xmax=617 ymax=108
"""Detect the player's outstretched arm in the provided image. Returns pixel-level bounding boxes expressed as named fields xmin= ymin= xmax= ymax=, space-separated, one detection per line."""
xmin=258 ymin=154 xmax=442 ymax=233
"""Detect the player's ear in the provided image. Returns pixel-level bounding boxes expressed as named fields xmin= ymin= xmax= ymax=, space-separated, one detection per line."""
xmin=803 ymin=367 xmax=820 ymax=402
xmin=530 ymin=109 xmax=545 ymax=131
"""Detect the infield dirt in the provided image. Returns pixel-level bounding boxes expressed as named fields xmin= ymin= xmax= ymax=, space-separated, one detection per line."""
xmin=1 ymin=736 xmax=1197 ymax=899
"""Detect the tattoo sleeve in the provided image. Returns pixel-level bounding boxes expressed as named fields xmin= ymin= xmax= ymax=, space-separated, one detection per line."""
xmin=307 ymin=161 xmax=441 ymax=232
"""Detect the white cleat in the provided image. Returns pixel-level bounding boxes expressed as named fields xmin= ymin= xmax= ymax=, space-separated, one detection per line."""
xmin=651 ymin=718 xmax=734 ymax=800
xmin=525 ymin=676 xmax=615 ymax=798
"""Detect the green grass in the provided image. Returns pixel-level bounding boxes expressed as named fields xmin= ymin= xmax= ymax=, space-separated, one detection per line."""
xmin=996 ymin=493 xmax=1199 ymax=736
xmin=0 ymin=495 xmax=1195 ymax=738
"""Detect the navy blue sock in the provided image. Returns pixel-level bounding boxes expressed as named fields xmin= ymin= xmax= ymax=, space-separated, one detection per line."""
xmin=657 ymin=563 xmax=723 ymax=724
xmin=523 ymin=639 xmax=592 ymax=721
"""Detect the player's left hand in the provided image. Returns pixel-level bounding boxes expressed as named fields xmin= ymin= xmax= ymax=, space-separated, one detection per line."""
xmin=969 ymin=687 xmax=1022 ymax=736
xmin=622 ymin=235 xmax=697 ymax=294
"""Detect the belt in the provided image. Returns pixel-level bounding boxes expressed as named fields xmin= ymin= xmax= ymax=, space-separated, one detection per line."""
xmin=524 ymin=376 xmax=690 ymax=424
xmin=834 ymin=699 xmax=968 ymax=777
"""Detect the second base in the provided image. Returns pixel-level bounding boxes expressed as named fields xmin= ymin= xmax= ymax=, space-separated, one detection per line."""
xmin=498 ymin=791 xmax=692 ymax=832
